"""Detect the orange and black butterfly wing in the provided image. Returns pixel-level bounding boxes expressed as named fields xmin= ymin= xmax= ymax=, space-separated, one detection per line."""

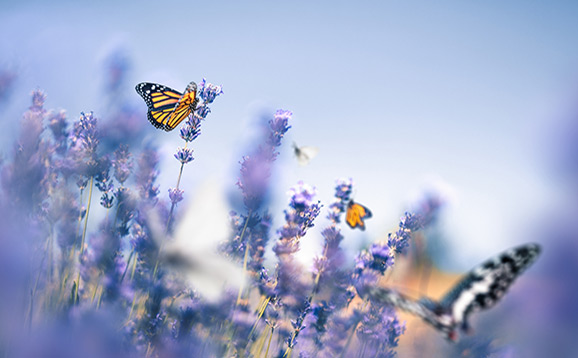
xmin=135 ymin=82 xmax=197 ymax=131
xmin=346 ymin=201 xmax=373 ymax=230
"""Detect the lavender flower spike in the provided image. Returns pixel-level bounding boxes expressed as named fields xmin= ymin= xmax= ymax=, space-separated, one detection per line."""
xmin=174 ymin=147 xmax=194 ymax=164
xmin=198 ymin=78 xmax=223 ymax=104
xmin=274 ymin=181 xmax=322 ymax=256
xmin=268 ymin=109 xmax=292 ymax=147
xmin=180 ymin=119 xmax=201 ymax=142
xmin=168 ymin=187 xmax=184 ymax=204
xmin=111 ymin=144 xmax=133 ymax=185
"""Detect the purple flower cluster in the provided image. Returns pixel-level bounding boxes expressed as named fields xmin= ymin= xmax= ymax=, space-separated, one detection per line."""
xmin=354 ymin=212 xmax=423 ymax=280
xmin=236 ymin=109 xmax=292 ymax=212
xmin=274 ymin=182 xmax=322 ymax=255
xmin=164 ymin=79 xmax=223 ymax=231
xmin=0 ymin=80 xmax=480 ymax=358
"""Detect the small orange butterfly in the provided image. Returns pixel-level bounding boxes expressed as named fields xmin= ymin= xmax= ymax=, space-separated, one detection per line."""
xmin=345 ymin=200 xmax=372 ymax=230
xmin=135 ymin=81 xmax=198 ymax=131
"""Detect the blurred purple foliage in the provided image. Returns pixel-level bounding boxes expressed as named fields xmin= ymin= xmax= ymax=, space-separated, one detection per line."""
xmin=0 ymin=54 xmax=551 ymax=357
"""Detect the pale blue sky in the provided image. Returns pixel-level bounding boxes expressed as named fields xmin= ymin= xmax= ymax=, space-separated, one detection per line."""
xmin=1 ymin=0 xmax=577 ymax=270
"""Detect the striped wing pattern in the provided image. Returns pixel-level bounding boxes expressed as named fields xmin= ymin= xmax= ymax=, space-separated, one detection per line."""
xmin=135 ymin=81 xmax=198 ymax=131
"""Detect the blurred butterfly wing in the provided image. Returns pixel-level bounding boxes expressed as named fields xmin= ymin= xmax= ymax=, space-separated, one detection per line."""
xmin=439 ymin=243 xmax=541 ymax=330
xmin=136 ymin=82 xmax=197 ymax=131
xmin=346 ymin=201 xmax=372 ymax=230
xmin=294 ymin=145 xmax=319 ymax=166
xmin=368 ymin=287 xmax=441 ymax=328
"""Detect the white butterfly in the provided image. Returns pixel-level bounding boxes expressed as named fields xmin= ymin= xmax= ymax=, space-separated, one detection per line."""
xmin=148 ymin=180 xmax=245 ymax=301
xmin=293 ymin=142 xmax=319 ymax=166
xmin=366 ymin=243 xmax=541 ymax=341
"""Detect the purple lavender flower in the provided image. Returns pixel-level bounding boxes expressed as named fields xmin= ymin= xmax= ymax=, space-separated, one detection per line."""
xmin=1 ymin=89 xmax=49 ymax=211
xmin=48 ymin=188 xmax=80 ymax=250
xmin=179 ymin=116 xmax=201 ymax=142
xmin=67 ymin=111 xmax=106 ymax=180
xmin=198 ymin=78 xmax=223 ymax=104
xmin=354 ymin=237 xmax=401 ymax=279
xmin=274 ymin=182 xmax=322 ymax=256
xmin=113 ymin=186 xmax=135 ymax=236
xmin=412 ymin=191 xmax=446 ymax=228
xmin=168 ymin=187 xmax=184 ymax=204
xmin=111 ymin=144 xmax=133 ymax=185
xmin=234 ymin=109 xmax=292 ymax=214
xmin=135 ymin=146 xmax=160 ymax=203
xmin=319 ymin=310 xmax=364 ymax=358
xmin=174 ymin=146 xmax=194 ymax=164
xmin=30 ymin=89 xmax=46 ymax=113
xmin=388 ymin=212 xmax=422 ymax=255
xmin=312 ymin=179 xmax=353 ymax=306
xmin=100 ymin=192 xmax=114 ymax=208
xmin=236 ymin=150 xmax=274 ymax=211
xmin=48 ymin=110 xmax=69 ymax=155
xmin=268 ymin=109 xmax=292 ymax=147
xmin=95 ymin=158 xmax=113 ymax=192
xmin=286 ymin=299 xmax=312 ymax=349
xmin=195 ymin=103 xmax=211 ymax=119
xmin=272 ymin=181 xmax=322 ymax=353
xmin=72 ymin=111 xmax=99 ymax=152
xmin=356 ymin=305 xmax=405 ymax=357
xmin=327 ymin=178 xmax=353 ymax=223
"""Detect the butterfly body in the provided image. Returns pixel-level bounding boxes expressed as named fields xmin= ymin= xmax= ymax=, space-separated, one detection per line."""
xmin=345 ymin=200 xmax=372 ymax=230
xmin=367 ymin=243 xmax=541 ymax=341
xmin=135 ymin=81 xmax=198 ymax=131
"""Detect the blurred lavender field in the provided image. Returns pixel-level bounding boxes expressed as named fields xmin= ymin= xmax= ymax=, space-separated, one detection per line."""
xmin=2 ymin=1 xmax=578 ymax=357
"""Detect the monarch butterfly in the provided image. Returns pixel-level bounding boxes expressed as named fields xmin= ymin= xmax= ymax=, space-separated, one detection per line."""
xmin=345 ymin=200 xmax=372 ymax=230
xmin=135 ymin=81 xmax=198 ymax=131
xmin=293 ymin=142 xmax=319 ymax=166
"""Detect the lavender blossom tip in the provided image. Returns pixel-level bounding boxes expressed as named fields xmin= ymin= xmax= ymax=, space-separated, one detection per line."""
xmin=174 ymin=147 xmax=194 ymax=163
xmin=168 ymin=188 xmax=184 ymax=204
xmin=179 ymin=123 xmax=201 ymax=142
xmin=198 ymin=78 xmax=223 ymax=104
xmin=288 ymin=181 xmax=317 ymax=208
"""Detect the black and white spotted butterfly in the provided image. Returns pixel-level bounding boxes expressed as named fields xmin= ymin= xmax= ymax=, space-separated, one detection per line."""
xmin=366 ymin=243 xmax=541 ymax=341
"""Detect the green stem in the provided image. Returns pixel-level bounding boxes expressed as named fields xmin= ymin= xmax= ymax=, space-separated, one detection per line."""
xmin=130 ymin=252 xmax=138 ymax=281
xmin=75 ymin=176 xmax=94 ymax=304
xmin=75 ymin=187 xmax=85 ymax=243
xmin=236 ymin=210 xmax=253 ymax=305
xmin=79 ymin=176 xmax=94 ymax=256
xmin=166 ymin=142 xmax=188 ymax=233
xmin=91 ymin=271 xmax=102 ymax=304
xmin=127 ymin=292 xmax=138 ymax=321
xmin=245 ymin=296 xmax=271 ymax=345
xmin=27 ymin=289 xmax=33 ymax=332
xmin=264 ymin=326 xmax=274 ymax=358
xmin=120 ymin=249 xmax=135 ymax=284
xmin=47 ymin=223 xmax=54 ymax=288
xmin=111 ymin=185 xmax=125 ymax=231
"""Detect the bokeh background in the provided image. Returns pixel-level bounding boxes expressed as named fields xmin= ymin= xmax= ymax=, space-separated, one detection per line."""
xmin=2 ymin=0 xmax=578 ymax=356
